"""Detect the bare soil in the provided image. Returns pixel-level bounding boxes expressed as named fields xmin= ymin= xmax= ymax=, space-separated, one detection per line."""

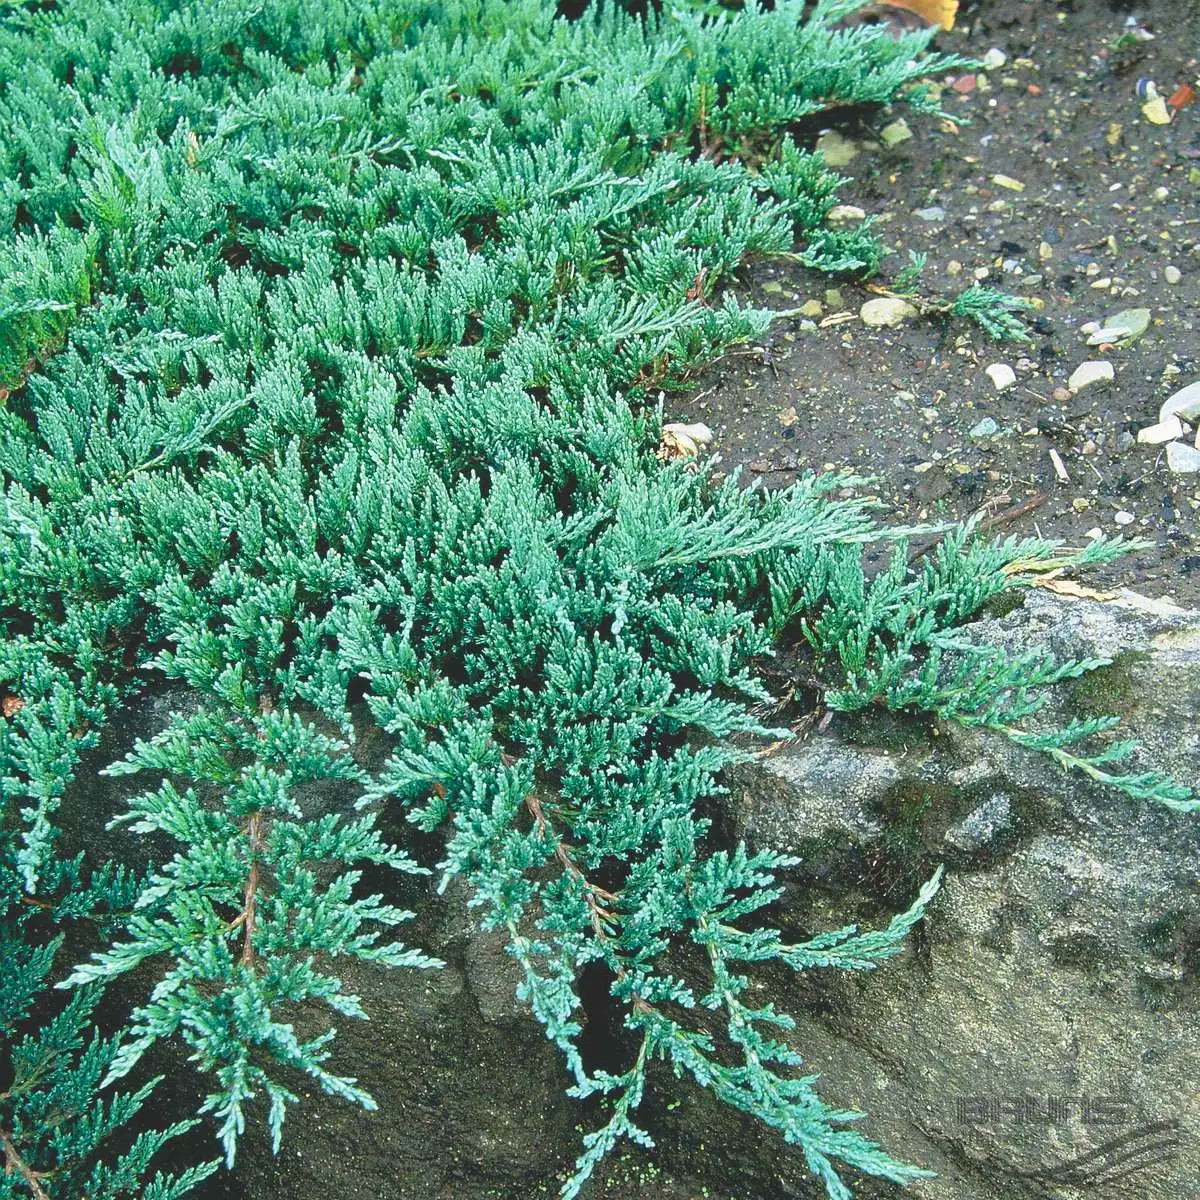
xmin=691 ymin=0 xmax=1200 ymax=608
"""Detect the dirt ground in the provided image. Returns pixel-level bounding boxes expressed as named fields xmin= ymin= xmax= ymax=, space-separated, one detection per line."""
xmin=690 ymin=0 xmax=1200 ymax=609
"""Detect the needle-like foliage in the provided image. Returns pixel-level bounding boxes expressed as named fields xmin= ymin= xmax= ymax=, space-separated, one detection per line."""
xmin=1 ymin=2 xmax=1191 ymax=1198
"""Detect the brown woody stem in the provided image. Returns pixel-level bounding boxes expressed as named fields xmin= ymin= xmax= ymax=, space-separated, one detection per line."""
xmin=2 ymin=1130 xmax=51 ymax=1200
xmin=240 ymin=812 xmax=265 ymax=968
xmin=523 ymin=791 xmax=652 ymax=1017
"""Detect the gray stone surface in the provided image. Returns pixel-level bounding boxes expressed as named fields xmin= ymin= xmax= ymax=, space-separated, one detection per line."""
xmin=726 ymin=589 xmax=1200 ymax=1199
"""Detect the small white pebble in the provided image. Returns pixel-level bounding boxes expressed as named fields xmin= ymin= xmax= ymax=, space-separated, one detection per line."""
xmin=1114 ymin=510 xmax=1135 ymax=526
xmin=985 ymin=363 xmax=1017 ymax=391
xmin=1068 ymin=361 xmax=1115 ymax=393
xmin=1164 ymin=265 xmax=1182 ymax=285
xmin=1138 ymin=416 xmax=1184 ymax=444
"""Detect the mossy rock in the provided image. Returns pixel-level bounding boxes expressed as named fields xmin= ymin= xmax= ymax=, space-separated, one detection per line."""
xmin=1070 ymin=649 xmax=1147 ymax=719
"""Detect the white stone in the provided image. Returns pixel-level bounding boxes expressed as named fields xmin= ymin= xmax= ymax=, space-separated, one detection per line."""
xmin=1068 ymin=361 xmax=1114 ymax=393
xmin=1087 ymin=326 xmax=1130 ymax=345
xmin=1137 ymin=417 xmax=1184 ymax=445
xmin=1164 ymin=265 xmax=1182 ymax=285
xmin=1166 ymin=441 xmax=1200 ymax=473
xmin=982 ymin=47 xmax=1008 ymax=70
xmin=984 ymin=363 xmax=1017 ymax=391
xmin=1114 ymin=510 xmax=1135 ymax=526
xmin=860 ymin=297 xmax=919 ymax=328
xmin=1160 ymin=381 xmax=1200 ymax=425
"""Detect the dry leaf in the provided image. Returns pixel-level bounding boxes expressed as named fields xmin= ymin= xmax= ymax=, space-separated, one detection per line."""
xmin=778 ymin=406 xmax=798 ymax=429
xmin=1 ymin=695 xmax=24 ymax=719
xmin=1142 ymin=96 xmax=1172 ymax=125
xmin=884 ymin=0 xmax=956 ymax=30
xmin=844 ymin=1 xmax=957 ymax=33
xmin=658 ymin=421 xmax=714 ymax=461
xmin=1000 ymin=560 xmax=1063 ymax=578
xmin=1033 ymin=578 xmax=1121 ymax=602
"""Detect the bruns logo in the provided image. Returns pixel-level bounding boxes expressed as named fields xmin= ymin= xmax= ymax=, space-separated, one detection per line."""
xmin=955 ymin=1095 xmax=1182 ymax=1194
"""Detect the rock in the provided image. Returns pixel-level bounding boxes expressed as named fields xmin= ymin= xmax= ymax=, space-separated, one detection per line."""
xmin=1165 ymin=265 xmax=1182 ymax=284
xmin=1068 ymin=360 xmax=1114 ymax=393
xmin=984 ymin=364 xmax=1016 ymax=391
xmin=1086 ymin=307 xmax=1150 ymax=344
xmin=1114 ymin=510 xmax=1135 ymax=526
xmin=981 ymin=47 xmax=1007 ymax=70
xmin=879 ymin=118 xmax=913 ymax=148
xmin=1166 ymin=440 xmax=1200 ymax=472
xmin=943 ymin=794 xmax=1012 ymax=852
xmin=969 ymin=416 xmax=1000 ymax=438
xmin=799 ymin=299 xmax=823 ymax=318
xmin=915 ymin=206 xmax=946 ymax=221
xmin=827 ymin=203 xmax=866 ymax=223
xmin=1161 ymin=380 xmax=1200 ymax=424
xmin=816 ymin=129 xmax=859 ymax=167
xmin=729 ymin=588 xmax=1200 ymax=1200
xmin=1137 ymin=416 xmax=1184 ymax=444
xmin=860 ymin=297 xmax=918 ymax=328
xmin=1086 ymin=327 xmax=1127 ymax=345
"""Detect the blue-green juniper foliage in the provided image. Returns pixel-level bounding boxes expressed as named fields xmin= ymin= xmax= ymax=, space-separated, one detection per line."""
xmin=1 ymin=1 xmax=1193 ymax=1197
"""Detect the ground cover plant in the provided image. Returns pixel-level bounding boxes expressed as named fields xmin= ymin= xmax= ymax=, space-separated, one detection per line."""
xmin=1 ymin=1 xmax=1194 ymax=1197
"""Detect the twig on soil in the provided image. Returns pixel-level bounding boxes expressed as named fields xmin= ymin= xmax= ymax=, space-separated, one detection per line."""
xmin=902 ymin=490 xmax=1049 ymax=569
